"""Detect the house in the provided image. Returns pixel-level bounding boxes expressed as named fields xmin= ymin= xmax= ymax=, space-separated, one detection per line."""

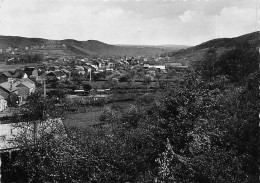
xmin=54 ymin=71 xmax=67 ymax=80
xmin=45 ymin=72 xmax=57 ymax=81
xmin=47 ymin=66 xmax=57 ymax=71
xmin=12 ymin=70 xmax=28 ymax=79
xmin=107 ymin=62 xmax=115 ymax=69
xmin=75 ymin=66 xmax=86 ymax=75
xmin=24 ymin=67 xmax=35 ymax=77
xmin=143 ymin=64 xmax=150 ymax=69
xmin=0 ymin=95 xmax=7 ymax=112
xmin=61 ymin=69 xmax=71 ymax=78
xmin=83 ymin=65 xmax=94 ymax=74
xmin=0 ymin=117 xmax=66 ymax=179
xmin=45 ymin=71 xmax=67 ymax=81
xmin=149 ymin=65 xmax=166 ymax=70
xmin=13 ymin=79 xmax=36 ymax=99
xmin=165 ymin=62 xmax=183 ymax=67
xmin=0 ymin=81 xmax=18 ymax=100
xmin=143 ymin=64 xmax=166 ymax=71
xmin=0 ymin=118 xmax=65 ymax=150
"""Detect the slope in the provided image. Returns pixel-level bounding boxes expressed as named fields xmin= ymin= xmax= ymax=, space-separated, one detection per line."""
xmin=0 ymin=35 xmax=188 ymax=58
xmin=164 ymin=31 xmax=260 ymax=66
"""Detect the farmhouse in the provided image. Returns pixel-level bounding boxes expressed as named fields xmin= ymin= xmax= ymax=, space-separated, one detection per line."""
xmin=13 ymin=79 xmax=36 ymax=99
xmin=0 ymin=118 xmax=66 ymax=181
xmin=0 ymin=82 xmax=18 ymax=100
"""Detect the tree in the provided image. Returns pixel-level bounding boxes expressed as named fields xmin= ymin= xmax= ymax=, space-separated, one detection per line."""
xmin=201 ymin=48 xmax=218 ymax=81
xmin=83 ymin=83 xmax=92 ymax=92
xmin=19 ymin=92 xmax=66 ymax=121
xmin=119 ymin=74 xmax=131 ymax=82
xmin=215 ymin=43 xmax=257 ymax=82
xmin=166 ymin=69 xmax=176 ymax=79
xmin=47 ymin=89 xmax=66 ymax=101
xmin=9 ymin=70 xmax=259 ymax=182
xmin=155 ymin=71 xmax=162 ymax=87
xmin=142 ymin=76 xmax=152 ymax=86
xmin=7 ymin=93 xmax=20 ymax=107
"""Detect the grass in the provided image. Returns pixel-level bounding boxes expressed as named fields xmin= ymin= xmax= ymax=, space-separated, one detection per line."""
xmin=63 ymin=110 xmax=101 ymax=128
xmin=63 ymin=101 xmax=133 ymax=129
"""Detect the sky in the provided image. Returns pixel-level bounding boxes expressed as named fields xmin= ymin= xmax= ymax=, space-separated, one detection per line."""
xmin=0 ymin=0 xmax=258 ymax=46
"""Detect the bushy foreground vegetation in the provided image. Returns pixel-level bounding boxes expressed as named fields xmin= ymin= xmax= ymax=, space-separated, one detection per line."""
xmin=5 ymin=43 xmax=260 ymax=182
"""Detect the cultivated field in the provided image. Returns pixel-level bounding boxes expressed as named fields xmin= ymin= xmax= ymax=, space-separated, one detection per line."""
xmin=0 ymin=63 xmax=40 ymax=72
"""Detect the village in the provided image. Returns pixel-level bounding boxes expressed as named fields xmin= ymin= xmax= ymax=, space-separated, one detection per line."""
xmin=0 ymin=50 xmax=191 ymax=182
xmin=0 ymin=52 xmax=189 ymax=118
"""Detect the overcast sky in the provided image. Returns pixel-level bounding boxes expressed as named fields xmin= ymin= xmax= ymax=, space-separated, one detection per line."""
xmin=0 ymin=0 xmax=258 ymax=45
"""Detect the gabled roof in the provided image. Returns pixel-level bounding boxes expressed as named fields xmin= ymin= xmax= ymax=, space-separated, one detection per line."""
xmin=46 ymin=72 xmax=57 ymax=77
xmin=54 ymin=71 xmax=66 ymax=77
xmin=20 ymin=78 xmax=35 ymax=85
xmin=85 ymin=64 xmax=98 ymax=70
xmin=24 ymin=67 xmax=36 ymax=76
xmin=61 ymin=69 xmax=71 ymax=74
xmin=15 ymin=83 xmax=27 ymax=88
xmin=46 ymin=71 xmax=66 ymax=77
xmin=0 ymin=82 xmax=18 ymax=93
xmin=12 ymin=71 xmax=26 ymax=79
xmin=1 ymin=71 xmax=12 ymax=78
xmin=75 ymin=66 xmax=85 ymax=71
xmin=15 ymin=82 xmax=34 ymax=89
xmin=13 ymin=78 xmax=35 ymax=89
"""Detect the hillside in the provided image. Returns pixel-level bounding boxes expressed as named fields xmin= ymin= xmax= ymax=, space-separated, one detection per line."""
xmin=0 ymin=35 xmax=187 ymax=58
xmin=164 ymin=31 xmax=260 ymax=66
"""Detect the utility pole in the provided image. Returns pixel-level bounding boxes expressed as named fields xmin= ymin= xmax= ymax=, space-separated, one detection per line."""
xmin=41 ymin=74 xmax=47 ymax=98
xmin=255 ymin=0 xmax=260 ymax=180
xmin=43 ymin=78 xmax=46 ymax=97
xmin=258 ymin=30 xmax=260 ymax=182
xmin=89 ymin=69 xmax=92 ymax=82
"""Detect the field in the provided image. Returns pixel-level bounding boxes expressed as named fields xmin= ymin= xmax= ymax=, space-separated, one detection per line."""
xmin=63 ymin=101 xmax=133 ymax=128
xmin=0 ymin=63 xmax=39 ymax=72
xmin=63 ymin=111 xmax=101 ymax=128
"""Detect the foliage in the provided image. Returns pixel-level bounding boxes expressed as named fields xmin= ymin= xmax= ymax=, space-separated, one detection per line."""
xmin=47 ymin=89 xmax=67 ymax=101
xmin=118 ymin=74 xmax=132 ymax=82
xmin=200 ymin=48 xmax=218 ymax=81
xmin=7 ymin=92 xmax=20 ymax=107
xmin=142 ymin=76 xmax=152 ymax=86
xmin=18 ymin=92 xmax=67 ymax=122
xmin=166 ymin=69 xmax=176 ymax=79
xmin=83 ymin=83 xmax=92 ymax=92
xmin=10 ymin=69 xmax=260 ymax=182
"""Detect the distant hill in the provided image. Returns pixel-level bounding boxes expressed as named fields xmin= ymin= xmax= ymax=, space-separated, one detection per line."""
xmin=116 ymin=44 xmax=190 ymax=51
xmin=164 ymin=31 xmax=260 ymax=66
xmin=0 ymin=35 xmax=188 ymax=58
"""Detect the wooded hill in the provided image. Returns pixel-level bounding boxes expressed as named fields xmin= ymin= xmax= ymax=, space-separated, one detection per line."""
xmin=0 ymin=35 xmax=187 ymax=58
xmin=163 ymin=31 xmax=260 ymax=66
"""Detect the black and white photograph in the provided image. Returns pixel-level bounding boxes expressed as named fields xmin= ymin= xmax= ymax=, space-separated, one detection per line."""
xmin=0 ymin=0 xmax=259 ymax=182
